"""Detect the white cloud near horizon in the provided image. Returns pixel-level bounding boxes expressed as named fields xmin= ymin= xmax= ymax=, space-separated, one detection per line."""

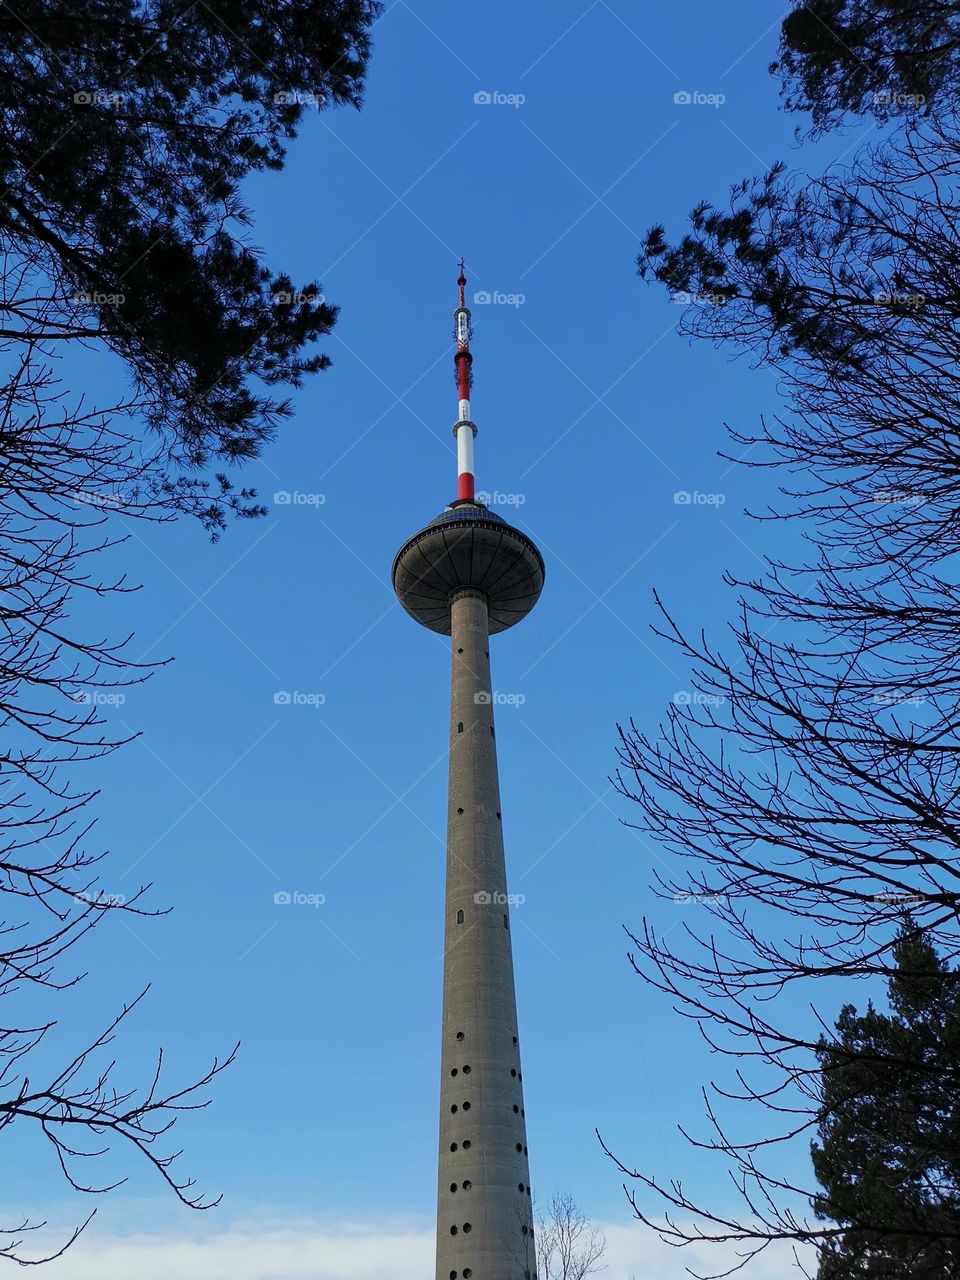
xmin=29 ymin=1216 xmax=812 ymax=1280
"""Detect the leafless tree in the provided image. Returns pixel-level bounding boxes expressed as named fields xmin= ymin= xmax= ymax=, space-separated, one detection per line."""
xmin=537 ymin=1192 xmax=607 ymax=1280
xmin=0 ymin=0 xmax=381 ymax=1252
xmin=608 ymin=22 xmax=960 ymax=1280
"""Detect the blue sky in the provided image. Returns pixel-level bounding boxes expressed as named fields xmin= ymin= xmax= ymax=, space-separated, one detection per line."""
xmin=15 ymin=3 xmax=877 ymax=1276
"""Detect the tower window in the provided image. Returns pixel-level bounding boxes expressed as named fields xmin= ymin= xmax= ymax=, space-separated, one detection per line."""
xmin=457 ymin=807 xmax=464 ymax=815
xmin=458 ymin=722 xmax=464 ymax=734
xmin=511 ymin=1069 xmax=517 ymax=1077
xmin=513 ymin=1105 xmax=519 ymax=1114
xmin=462 ymin=1101 xmax=471 ymax=1111
xmin=516 ymin=1143 xmax=522 ymax=1152
xmin=451 ymin=1068 xmax=458 ymax=1077
xmin=463 ymin=1223 xmax=472 ymax=1234
xmin=450 ymin=1143 xmax=458 ymax=1152
xmin=462 ymin=1179 xmax=472 ymax=1190
xmin=462 ymin=1064 xmax=471 ymax=1074
xmin=457 ymin=910 xmax=464 ymax=924
xmin=512 ymin=1036 xmax=518 ymax=1045
xmin=463 ymin=1140 xmax=471 ymax=1149
xmin=450 ymin=1183 xmax=457 ymax=1193
xmin=504 ymin=914 xmax=508 ymax=929
xmin=450 ymin=1225 xmax=458 ymax=1236
xmin=456 ymin=1031 xmax=465 ymax=1041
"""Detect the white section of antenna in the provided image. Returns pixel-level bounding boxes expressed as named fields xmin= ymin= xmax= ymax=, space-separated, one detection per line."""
xmin=456 ymin=420 xmax=475 ymax=476
xmin=458 ymin=397 xmax=471 ymax=420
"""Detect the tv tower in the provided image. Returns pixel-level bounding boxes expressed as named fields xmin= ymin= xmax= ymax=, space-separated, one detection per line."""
xmin=393 ymin=264 xmax=545 ymax=1279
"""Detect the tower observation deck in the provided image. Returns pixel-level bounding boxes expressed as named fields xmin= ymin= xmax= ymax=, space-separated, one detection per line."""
xmin=393 ymin=265 xmax=544 ymax=1279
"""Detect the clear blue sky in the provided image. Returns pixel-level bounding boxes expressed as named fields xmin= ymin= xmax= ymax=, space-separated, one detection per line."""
xmin=17 ymin=4 xmax=874 ymax=1276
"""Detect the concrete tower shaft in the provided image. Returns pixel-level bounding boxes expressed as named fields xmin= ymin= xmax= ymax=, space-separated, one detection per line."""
xmin=438 ymin=589 xmax=536 ymax=1280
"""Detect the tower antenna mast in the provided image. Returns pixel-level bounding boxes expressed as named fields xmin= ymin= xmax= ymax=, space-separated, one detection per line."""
xmin=454 ymin=260 xmax=477 ymax=502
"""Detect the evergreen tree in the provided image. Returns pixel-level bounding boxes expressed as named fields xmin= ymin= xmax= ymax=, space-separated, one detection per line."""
xmin=812 ymin=929 xmax=960 ymax=1278
xmin=0 ymin=0 xmax=381 ymax=529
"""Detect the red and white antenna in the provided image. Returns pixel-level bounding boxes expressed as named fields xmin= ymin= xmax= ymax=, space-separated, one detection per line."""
xmin=453 ymin=260 xmax=477 ymax=502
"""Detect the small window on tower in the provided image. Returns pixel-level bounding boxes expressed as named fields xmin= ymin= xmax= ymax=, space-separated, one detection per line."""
xmin=458 ymin=722 xmax=464 ymax=734
xmin=503 ymin=914 xmax=508 ymax=929
xmin=457 ymin=909 xmax=464 ymax=925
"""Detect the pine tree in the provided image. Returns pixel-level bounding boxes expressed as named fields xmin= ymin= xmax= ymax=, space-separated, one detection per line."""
xmin=812 ymin=929 xmax=960 ymax=1278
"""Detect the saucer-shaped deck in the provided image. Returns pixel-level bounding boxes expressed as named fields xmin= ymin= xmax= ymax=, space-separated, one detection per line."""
xmin=393 ymin=501 xmax=544 ymax=634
